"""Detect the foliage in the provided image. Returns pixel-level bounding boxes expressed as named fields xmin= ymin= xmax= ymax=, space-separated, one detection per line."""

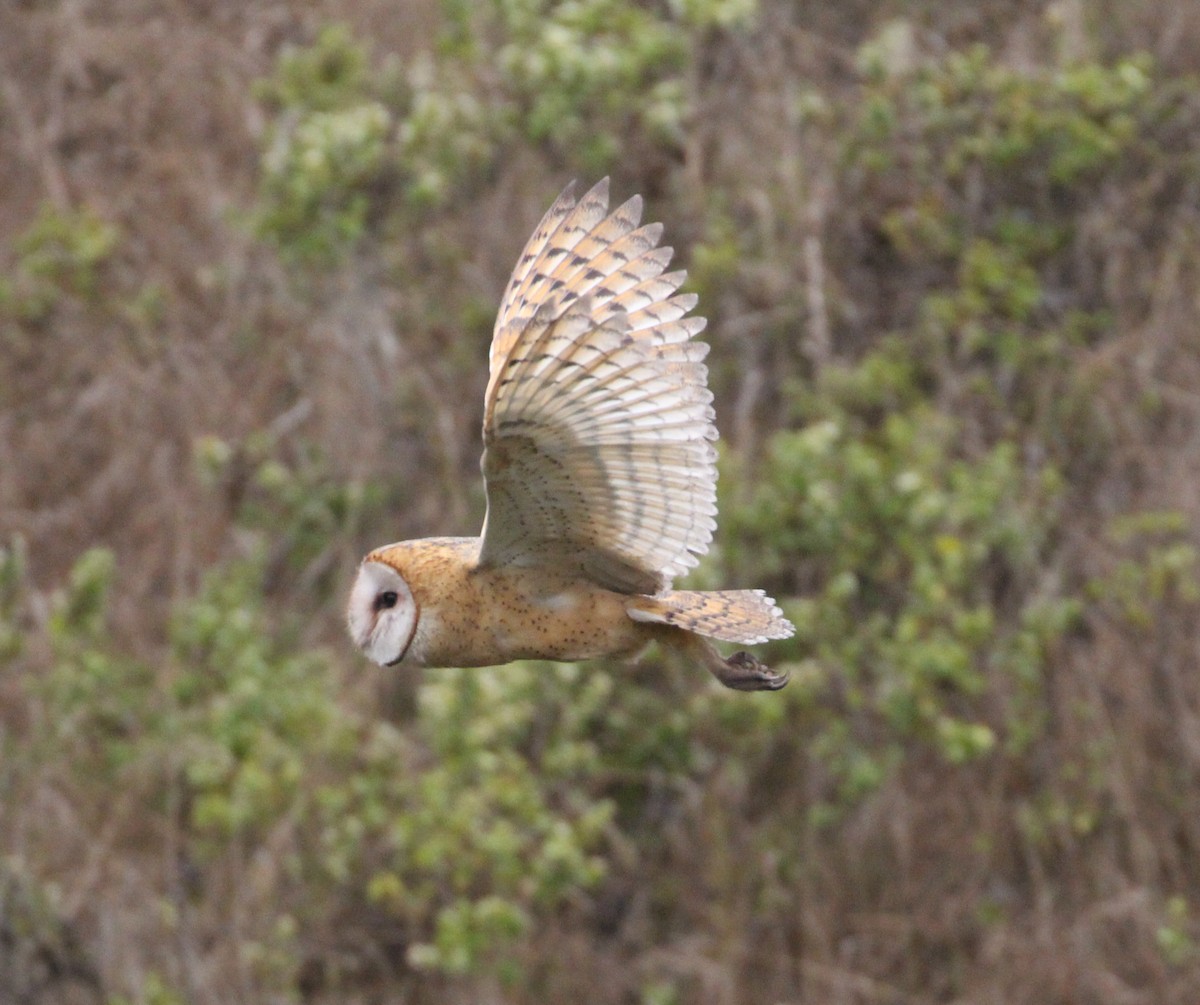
xmin=1088 ymin=510 xmax=1200 ymax=629
xmin=6 ymin=3 xmax=1200 ymax=1004
xmin=252 ymin=25 xmax=398 ymax=259
xmin=851 ymin=41 xmax=1156 ymax=188
xmin=722 ymin=351 xmax=1080 ymax=809
xmin=167 ymin=558 xmax=343 ymax=845
xmin=0 ymin=203 xmax=119 ymax=323
xmin=1158 ymin=895 xmax=1199 ymax=968
xmin=252 ymin=0 xmax=760 ymax=258
xmin=838 ymin=42 xmax=1191 ymax=456
xmin=0 ymin=538 xmax=24 ymax=662
xmin=706 ymin=37 xmax=1186 ymax=811
xmin=195 ymin=431 xmax=386 ymax=594
xmin=257 ymin=100 xmax=394 ymax=262
xmin=22 ymin=532 xmax=616 ymax=990
xmin=320 ymin=663 xmax=614 ymax=979
xmin=449 ymin=0 xmax=691 ymax=167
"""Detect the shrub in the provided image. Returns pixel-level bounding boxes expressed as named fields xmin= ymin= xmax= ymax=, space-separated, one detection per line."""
xmin=252 ymin=1 xmax=761 ymax=258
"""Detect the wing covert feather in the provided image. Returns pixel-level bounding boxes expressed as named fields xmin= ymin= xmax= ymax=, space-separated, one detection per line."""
xmin=479 ymin=180 xmax=719 ymax=592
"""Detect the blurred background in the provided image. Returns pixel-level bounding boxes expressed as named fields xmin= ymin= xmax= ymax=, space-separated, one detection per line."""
xmin=3 ymin=0 xmax=1200 ymax=1002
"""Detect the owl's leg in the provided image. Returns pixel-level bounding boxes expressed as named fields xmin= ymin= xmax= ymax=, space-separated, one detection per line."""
xmin=666 ymin=630 xmax=789 ymax=691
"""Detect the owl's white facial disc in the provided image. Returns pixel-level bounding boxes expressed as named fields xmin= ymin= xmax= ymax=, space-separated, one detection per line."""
xmin=346 ymin=561 xmax=418 ymax=667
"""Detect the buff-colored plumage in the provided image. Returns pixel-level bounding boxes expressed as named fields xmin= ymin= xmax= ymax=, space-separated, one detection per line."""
xmin=347 ymin=180 xmax=794 ymax=691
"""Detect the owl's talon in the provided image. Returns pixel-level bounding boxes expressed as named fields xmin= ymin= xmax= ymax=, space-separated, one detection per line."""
xmin=713 ymin=651 xmax=790 ymax=691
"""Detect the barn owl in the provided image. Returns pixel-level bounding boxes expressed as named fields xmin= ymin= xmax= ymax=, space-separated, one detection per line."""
xmin=347 ymin=179 xmax=794 ymax=690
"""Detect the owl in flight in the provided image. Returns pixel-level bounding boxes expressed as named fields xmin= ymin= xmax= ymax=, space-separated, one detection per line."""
xmin=348 ymin=179 xmax=793 ymax=690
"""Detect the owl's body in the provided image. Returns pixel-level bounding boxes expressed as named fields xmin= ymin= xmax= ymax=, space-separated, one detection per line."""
xmin=366 ymin=537 xmax=646 ymax=667
xmin=348 ymin=180 xmax=794 ymax=691
xmin=363 ymin=537 xmax=790 ymax=681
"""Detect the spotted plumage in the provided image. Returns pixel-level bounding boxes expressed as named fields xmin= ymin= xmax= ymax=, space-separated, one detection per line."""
xmin=347 ymin=180 xmax=794 ymax=691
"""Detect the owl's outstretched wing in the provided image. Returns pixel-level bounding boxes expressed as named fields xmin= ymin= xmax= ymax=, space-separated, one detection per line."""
xmin=477 ymin=179 xmax=718 ymax=594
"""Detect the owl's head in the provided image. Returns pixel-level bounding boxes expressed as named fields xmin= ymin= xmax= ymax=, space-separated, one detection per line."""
xmin=346 ymin=560 xmax=418 ymax=666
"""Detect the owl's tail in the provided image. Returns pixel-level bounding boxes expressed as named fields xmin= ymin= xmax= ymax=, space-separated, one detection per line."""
xmin=627 ymin=589 xmax=794 ymax=645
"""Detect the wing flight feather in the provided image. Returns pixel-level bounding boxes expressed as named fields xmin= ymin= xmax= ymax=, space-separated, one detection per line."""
xmin=478 ymin=180 xmax=718 ymax=593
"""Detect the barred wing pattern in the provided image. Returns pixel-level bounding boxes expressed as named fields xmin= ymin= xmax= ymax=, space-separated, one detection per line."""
xmin=478 ymin=179 xmax=718 ymax=593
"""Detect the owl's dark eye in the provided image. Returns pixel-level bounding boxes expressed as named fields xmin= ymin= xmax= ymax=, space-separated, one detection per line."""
xmin=375 ymin=590 xmax=399 ymax=611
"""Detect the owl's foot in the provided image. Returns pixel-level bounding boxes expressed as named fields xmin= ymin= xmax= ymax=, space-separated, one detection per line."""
xmin=711 ymin=650 xmax=790 ymax=692
xmin=666 ymin=631 xmax=789 ymax=692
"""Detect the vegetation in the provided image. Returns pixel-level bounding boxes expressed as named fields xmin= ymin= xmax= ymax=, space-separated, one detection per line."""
xmin=3 ymin=1 xmax=1200 ymax=1002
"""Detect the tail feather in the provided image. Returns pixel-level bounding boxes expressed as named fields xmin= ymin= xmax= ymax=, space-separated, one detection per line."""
xmin=627 ymin=589 xmax=794 ymax=645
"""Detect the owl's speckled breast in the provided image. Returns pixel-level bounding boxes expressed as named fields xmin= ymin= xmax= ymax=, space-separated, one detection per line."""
xmin=366 ymin=536 xmax=648 ymax=668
